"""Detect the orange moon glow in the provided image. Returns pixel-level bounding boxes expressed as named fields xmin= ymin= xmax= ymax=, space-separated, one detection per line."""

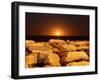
xmin=55 ymin=31 xmax=61 ymax=36
xmin=52 ymin=28 xmax=65 ymax=36
xmin=50 ymin=25 xmax=69 ymax=36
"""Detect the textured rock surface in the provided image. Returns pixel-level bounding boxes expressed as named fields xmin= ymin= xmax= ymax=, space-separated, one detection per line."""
xmin=25 ymin=39 xmax=89 ymax=68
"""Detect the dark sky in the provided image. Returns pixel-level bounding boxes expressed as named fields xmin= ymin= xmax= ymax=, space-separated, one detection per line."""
xmin=26 ymin=12 xmax=89 ymax=36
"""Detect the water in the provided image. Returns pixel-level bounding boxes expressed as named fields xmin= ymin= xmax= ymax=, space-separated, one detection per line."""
xmin=26 ymin=36 xmax=89 ymax=42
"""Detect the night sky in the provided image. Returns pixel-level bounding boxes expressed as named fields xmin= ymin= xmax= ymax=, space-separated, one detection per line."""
xmin=26 ymin=12 xmax=89 ymax=36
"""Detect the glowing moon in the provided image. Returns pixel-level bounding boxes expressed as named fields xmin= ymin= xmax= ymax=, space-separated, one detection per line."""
xmin=55 ymin=32 xmax=60 ymax=36
xmin=51 ymin=26 xmax=66 ymax=36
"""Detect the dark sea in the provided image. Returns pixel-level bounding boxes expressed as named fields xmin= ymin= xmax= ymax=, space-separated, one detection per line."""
xmin=26 ymin=36 xmax=89 ymax=42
